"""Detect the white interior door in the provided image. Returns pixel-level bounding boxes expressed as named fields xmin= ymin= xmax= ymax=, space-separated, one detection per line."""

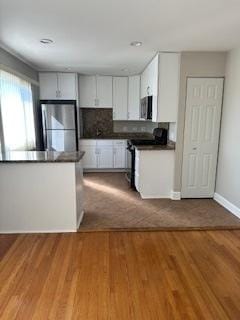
xmin=181 ymin=78 xmax=224 ymax=198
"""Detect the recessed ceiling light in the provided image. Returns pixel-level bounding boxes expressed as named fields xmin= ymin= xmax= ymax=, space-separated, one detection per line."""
xmin=130 ymin=41 xmax=142 ymax=47
xmin=40 ymin=39 xmax=53 ymax=44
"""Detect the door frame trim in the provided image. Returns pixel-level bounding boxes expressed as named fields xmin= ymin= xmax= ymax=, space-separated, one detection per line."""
xmin=180 ymin=76 xmax=225 ymax=198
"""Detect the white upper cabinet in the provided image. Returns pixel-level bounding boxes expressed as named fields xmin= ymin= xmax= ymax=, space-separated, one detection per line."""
xmin=79 ymin=75 xmax=96 ymax=107
xmin=39 ymin=73 xmax=58 ymax=100
xmin=96 ymin=76 xmax=113 ymax=108
xmin=140 ymin=52 xmax=180 ymax=122
xmin=79 ymin=75 xmax=112 ymax=108
xmin=157 ymin=52 xmax=180 ymax=122
xmin=39 ymin=72 xmax=78 ymax=100
xmin=57 ymin=73 xmax=77 ymax=100
xmin=113 ymin=77 xmax=128 ymax=120
xmin=128 ymin=75 xmax=140 ymax=120
xmin=140 ymin=55 xmax=159 ymax=120
xmin=140 ymin=56 xmax=158 ymax=99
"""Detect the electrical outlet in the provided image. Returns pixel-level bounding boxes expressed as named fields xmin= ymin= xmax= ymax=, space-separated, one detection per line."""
xmin=132 ymin=127 xmax=137 ymax=132
xmin=141 ymin=127 xmax=146 ymax=132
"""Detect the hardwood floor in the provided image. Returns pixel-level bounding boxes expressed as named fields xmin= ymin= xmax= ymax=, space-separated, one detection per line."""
xmin=1 ymin=230 xmax=240 ymax=319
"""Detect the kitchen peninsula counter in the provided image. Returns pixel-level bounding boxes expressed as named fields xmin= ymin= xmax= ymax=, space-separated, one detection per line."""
xmin=134 ymin=141 xmax=176 ymax=151
xmin=0 ymin=151 xmax=85 ymax=233
xmin=0 ymin=150 xmax=85 ymax=163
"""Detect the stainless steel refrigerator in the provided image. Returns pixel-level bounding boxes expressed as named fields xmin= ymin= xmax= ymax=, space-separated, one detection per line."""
xmin=41 ymin=100 xmax=78 ymax=152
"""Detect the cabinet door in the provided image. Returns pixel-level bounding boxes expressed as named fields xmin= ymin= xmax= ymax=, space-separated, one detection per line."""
xmin=96 ymin=76 xmax=112 ymax=108
xmin=113 ymin=77 xmax=128 ymax=120
xmin=39 ymin=73 xmax=58 ymax=99
xmin=157 ymin=53 xmax=180 ymax=122
xmin=81 ymin=145 xmax=97 ymax=169
xmin=98 ymin=146 xmax=113 ymax=168
xmin=128 ymin=75 xmax=140 ymax=120
xmin=58 ymin=73 xmax=77 ymax=100
xmin=79 ymin=75 xmax=97 ymax=108
xmin=140 ymin=69 xmax=147 ymax=98
xmin=113 ymin=146 xmax=126 ymax=168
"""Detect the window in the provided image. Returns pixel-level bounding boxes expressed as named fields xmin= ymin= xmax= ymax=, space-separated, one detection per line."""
xmin=0 ymin=70 xmax=36 ymax=151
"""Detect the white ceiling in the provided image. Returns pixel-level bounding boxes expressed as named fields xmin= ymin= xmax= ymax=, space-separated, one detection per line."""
xmin=0 ymin=0 xmax=240 ymax=75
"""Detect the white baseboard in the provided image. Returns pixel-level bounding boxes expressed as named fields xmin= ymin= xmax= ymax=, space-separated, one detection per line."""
xmin=0 ymin=211 xmax=85 ymax=234
xmin=139 ymin=191 xmax=181 ymax=200
xmin=214 ymin=193 xmax=240 ymax=219
xmin=140 ymin=193 xmax=171 ymax=199
xmin=0 ymin=229 xmax=77 ymax=234
xmin=170 ymin=191 xmax=181 ymax=200
xmin=83 ymin=169 xmax=127 ymax=173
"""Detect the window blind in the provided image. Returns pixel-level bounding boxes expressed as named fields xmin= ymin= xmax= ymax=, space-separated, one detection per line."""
xmin=0 ymin=70 xmax=36 ymax=151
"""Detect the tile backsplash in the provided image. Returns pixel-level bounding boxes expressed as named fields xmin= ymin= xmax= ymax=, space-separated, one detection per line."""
xmin=113 ymin=121 xmax=158 ymax=133
xmin=81 ymin=108 xmax=175 ymax=138
xmin=82 ymin=108 xmax=113 ymax=137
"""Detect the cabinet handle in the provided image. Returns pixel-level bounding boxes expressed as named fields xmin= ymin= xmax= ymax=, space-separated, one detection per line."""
xmin=56 ymin=90 xmax=58 ymax=98
xmin=127 ymin=111 xmax=130 ymax=119
xmin=113 ymin=111 xmax=115 ymax=119
xmin=147 ymin=86 xmax=150 ymax=95
xmin=58 ymin=90 xmax=61 ymax=98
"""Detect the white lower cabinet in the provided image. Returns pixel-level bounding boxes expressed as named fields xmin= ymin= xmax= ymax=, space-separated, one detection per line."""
xmin=80 ymin=139 xmax=126 ymax=169
xmin=82 ymin=146 xmax=97 ymax=169
xmin=97 ymin=145 xmax=114 ymax=168
xmin=135 ymin=149 xmax=175 ymax=199
xmin=113 ymin=140 xmax=126 ymax=168
xmin=79 ymin=140 xmax=97 ymax=169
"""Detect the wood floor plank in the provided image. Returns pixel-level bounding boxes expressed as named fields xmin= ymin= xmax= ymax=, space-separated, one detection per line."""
xmin=0 ymin=230 xmax=240 ymax=319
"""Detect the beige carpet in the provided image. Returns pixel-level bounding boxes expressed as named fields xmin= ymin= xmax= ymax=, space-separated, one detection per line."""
xmin=79 ymin=172 xmax=240 ymax=231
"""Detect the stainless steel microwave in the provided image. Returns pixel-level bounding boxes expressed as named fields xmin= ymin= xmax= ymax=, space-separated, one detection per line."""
xmin=140 ymin=96 xmax=152 ymax=120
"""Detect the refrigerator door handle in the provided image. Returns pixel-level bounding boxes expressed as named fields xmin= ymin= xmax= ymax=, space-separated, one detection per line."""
xmin=42 ymin=110 xmax=48 ymax=150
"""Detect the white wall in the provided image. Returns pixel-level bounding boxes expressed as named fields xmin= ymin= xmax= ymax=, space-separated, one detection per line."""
xmin=0 ymin=47 xmax=38 ymax=81
xmin=215 ymin=48 xmax=240 ymax=209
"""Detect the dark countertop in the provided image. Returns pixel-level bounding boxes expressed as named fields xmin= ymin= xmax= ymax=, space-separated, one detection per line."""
xmin=81 ymin=133 xmax=154 ymax=140
xmin=135 ymin=141 xmax=176 ymax=151
xmin=0 ymin=151 xmax=85 ymax=163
